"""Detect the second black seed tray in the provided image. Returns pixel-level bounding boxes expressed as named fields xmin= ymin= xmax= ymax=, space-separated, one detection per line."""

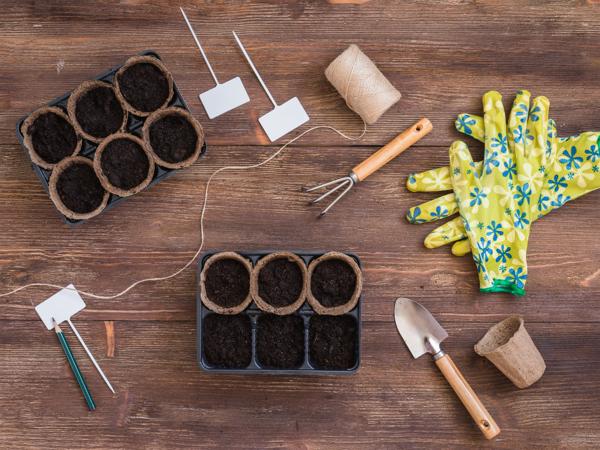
xmin=15 ymin=50 xmax=207 ymax=226
xmin=196 ymin=251 xmax=361 ymax=375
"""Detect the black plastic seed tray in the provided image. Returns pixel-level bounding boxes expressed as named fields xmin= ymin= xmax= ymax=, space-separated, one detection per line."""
xmin=15 ymin=50 xmax=207 ymax=226
xmin=196 ymin=250 xmax=361 ymax=375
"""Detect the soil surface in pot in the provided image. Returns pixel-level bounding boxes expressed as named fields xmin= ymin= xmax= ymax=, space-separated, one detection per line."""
xmin=309 ymin=315 xmax=357 ymax=370
xmin=27 ymin=112 xmax=77 ymax=164
xmin=203 ymin=314 xmax=252 ymax=369
xmin=256 ymin=315 xmax=304 ymax=369
xmin=75 ymin=86 xmax=124 ymax=138
xmin=258 ymin=258 xmax=304 ymax=307
xmin=149 ymin=114 xmax=198 ymax=164
xmin=100 ymin=138 xmax=150 ymax=190
xmin=311 ymin=259 xmax=357 ymax=307
xmin=204 ymin=258 xmax=250 ymax=308
xmin=57 ymin=163 xmax=105 ymax=214
xmin=119 ymin=62 xmax=170 ymax=113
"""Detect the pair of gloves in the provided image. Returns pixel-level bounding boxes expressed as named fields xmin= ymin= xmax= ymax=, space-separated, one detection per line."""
xmin=406 ymin=90 xmax=600 ymax=295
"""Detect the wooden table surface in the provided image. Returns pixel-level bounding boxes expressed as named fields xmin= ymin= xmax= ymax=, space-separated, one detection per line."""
xmin=2 ymin=1 xmax=600 ymax=448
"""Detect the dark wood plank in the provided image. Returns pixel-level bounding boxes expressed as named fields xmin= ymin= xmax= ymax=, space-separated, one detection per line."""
xmin=1 ymin=320 xmax=599 ymax=449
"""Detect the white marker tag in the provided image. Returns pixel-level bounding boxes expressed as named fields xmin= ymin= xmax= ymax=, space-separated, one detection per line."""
xmin=35 ymin=284 xmax=85 ymax=330
xmin=258 ymin=97 xmax=309 ymax=142
xmin=199 ymin=76 xmax=250 ymax=119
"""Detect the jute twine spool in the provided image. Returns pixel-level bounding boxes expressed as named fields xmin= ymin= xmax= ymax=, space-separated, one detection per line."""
xmin=325 ymin=44 xmax=401 ymax=125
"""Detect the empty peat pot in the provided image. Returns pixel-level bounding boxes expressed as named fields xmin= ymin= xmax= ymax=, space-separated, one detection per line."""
xmin=49 ymin=156 xmax=109 ymax=220
xmin=200 ymin=252 xmax=253 ymax=314
xmin=307 ymin=252 xmax=362 ymax=315
xmin=22 ymin=106 xmax=82 ymax=169
xmin=309 ymin=315 xmax=358 ymax=370
xmin=93 ymin=133 xmax=155 ymax=196
xmin=114 ymin=55 xmax=174 ymax=117
xmin=256 ymin=314 xmax=305 ymax=369
xmin=475 ymin=315 xmax=546 ymax=389
xmin=143 ymin=107 xmax=204 ymax=169
xmin=67 ymin=80 xmax=127 ymax=143
xmin=202 ymin=314 xmax=252 ymax=369
xmin=251 ymin=252 xmax=308 ymax=315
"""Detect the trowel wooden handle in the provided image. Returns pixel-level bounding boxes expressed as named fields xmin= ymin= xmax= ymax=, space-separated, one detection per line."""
xmin=351 ymin=118 xmax=432 ymax=182
xmin=435 ymin=354 xmax=500 ymax=440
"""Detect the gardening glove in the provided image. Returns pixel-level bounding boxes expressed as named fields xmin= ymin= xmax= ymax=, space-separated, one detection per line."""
xmin=407 ymin=92 xmax=600 ymax=256
xmin=449 ymin=90 xmax=549 ymax=295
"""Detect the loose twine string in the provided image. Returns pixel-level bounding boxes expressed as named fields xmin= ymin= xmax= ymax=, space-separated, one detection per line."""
xmin=0 ymin=43 xmax=401 ymax=302
xmin=0 ymin=122 xmax=366 ymax=301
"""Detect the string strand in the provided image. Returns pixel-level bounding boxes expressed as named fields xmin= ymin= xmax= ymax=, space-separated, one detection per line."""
xmin=0 ymin=122 xmax=366 ymax=301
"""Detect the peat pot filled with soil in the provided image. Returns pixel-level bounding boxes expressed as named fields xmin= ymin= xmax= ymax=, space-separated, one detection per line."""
xmin=309 ymin=315 xmax=358 ymax=370
xmin=256 ymin=314 xmax=305 ymax=369
xmin=114 ymin=55 xmax=174 ymax=117
xmin=202 ymin=314 xmax=252 ymax=369
xmin=307 ymin=252 xmax=362 ymax=315
xmin=251 ymin=252 xmax=308 ymax=315
xmin=22 ymin=106 xmax=82 ymax=169
xmin=49 ymin=156 xmax=109 ymax=220
xmin=93 ymin=133 xmax=155 ymax=197
xmin=67 ymin=80 xmax=127 ymax=143
xmin=200 ymin=252 xmax=253 ymax=314
xmin=143 ymin=107 xmax=204 ymax=169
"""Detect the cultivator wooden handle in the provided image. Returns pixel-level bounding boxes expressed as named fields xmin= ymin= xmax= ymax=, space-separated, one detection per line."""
xmin=352 ymin=117 xmax=432 ymax=181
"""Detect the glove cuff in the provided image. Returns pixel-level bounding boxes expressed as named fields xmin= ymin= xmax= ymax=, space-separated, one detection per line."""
xmin=480 ymin=278 xmax=525 ymax=296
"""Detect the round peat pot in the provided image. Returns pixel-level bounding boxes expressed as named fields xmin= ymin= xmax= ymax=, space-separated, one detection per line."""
xmin=200 ymin=252 xmax=253 ymax=314
xmin=114 ymin=55 xmax=174 ymax=117
xmin=22 ymin=106 xmax=82 ymax=170
xmin=307 ymin=252 xmax=362 ymax=315
xmin=49 ymin=156 xmax=109 ymax=220
xmin=251 ymin=252 xmax=308 ymax=315
xmin=67 ymin=80 xmax=127 ymax=143
xmin=143 ymin=107 xmax=204 ymax=169
xmin=94 ymin=133 xmax=155 ymax=197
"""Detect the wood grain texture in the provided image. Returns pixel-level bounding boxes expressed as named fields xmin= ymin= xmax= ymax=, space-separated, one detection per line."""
xmin=1 ymin=0 xmax=600 ymax=448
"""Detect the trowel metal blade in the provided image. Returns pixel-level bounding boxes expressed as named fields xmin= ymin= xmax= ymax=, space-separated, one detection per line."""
xmin=35 ymin=284 xmax=85 ymax=330
xmin=394 ymin=297 xmax=448 ymax=359
xmin=199 ymin=76 xmax=250 ymax=119
xmin=258 ymin=96 xmax=309 ymax=142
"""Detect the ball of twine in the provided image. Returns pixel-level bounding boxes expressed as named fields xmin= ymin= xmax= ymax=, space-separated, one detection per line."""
xmin=325 ymin=44 xmax=401 ymax=125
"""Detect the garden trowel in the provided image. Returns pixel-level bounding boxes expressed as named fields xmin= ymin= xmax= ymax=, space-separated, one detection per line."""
xmin=394 ymin=298 xmax=500 ymax=439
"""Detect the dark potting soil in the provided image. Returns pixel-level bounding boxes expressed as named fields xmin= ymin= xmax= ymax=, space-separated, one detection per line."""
xmin=118 ymin=62 xmax=170 ymax=113
xmin=311 ymin=259 xmax=357 ymax=307
xmin=203 ymin=314 xmax=252 ymax=369
xmin=100 ymin=138 xmax=150 ymax=190
xmin=309 ymin=315 xmax=357 ymax=370
xmin=256 ymin=315 xmax=304 ymax=369
xmin=27 ymin=112 xmax=77 ymax=164
xmin=258 ymin=258 xmax=304 ymax=307
xmin=75 ymin=86 xmax=124 ymax=138
xmin=149 ymin=114 xmax=198 ymax=164
xmin=56 ymin=163 xmax=105 ymax=214
xmin=204 ymin=258 xmax=250 ymax=308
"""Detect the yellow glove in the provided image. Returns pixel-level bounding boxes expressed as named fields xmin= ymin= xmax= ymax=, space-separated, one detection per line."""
xmin=445 ymin=90 xmax=549 ymax=294
xmin=407 ymin=92 xmax=600 ymax=256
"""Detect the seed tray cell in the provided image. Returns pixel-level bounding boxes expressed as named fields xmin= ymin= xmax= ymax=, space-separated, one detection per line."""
xmin=196 ymin=251 xmax=361 ymax=375
xmin=15 ymin=50 xmax=207 ymax=225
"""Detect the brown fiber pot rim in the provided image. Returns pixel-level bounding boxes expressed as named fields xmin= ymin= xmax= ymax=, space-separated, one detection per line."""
xmin=250 ymin=252 xmax=308 ymax=316
xmin=67 ymin=80 xmax=128 ymax=144
xmin=142 ymin=107 xmax=205 ymax=169
xmin=307 ymin=251 xmax=362 ymax=315
xmin=93 ymin=132 xmax=155 ymax=197
xmin=22 ymin=106 xmax=82 ymax=170
xmin=200 ymin=252 xmax=253 ymax=315
xmin=114 ymin=55 xmax=174 ymax=117
xmin=49 ymin=156 xmax=109 ymax=221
